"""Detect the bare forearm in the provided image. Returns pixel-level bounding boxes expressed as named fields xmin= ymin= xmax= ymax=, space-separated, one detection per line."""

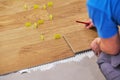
xmin=98 ymin=34 xmax=120 ymax=55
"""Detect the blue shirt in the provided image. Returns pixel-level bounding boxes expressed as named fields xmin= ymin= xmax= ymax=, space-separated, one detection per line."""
xmin=87 ymin=0 xmax=120 ymax=38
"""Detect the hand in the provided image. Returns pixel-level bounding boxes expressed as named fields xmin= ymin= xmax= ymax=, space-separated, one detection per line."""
xmin=85 ymin=19 xmax=94 ymax=29
xmin=91 ymin=38 xmax=102 ymax=56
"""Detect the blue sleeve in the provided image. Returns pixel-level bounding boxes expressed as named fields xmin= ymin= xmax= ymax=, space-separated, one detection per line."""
xmin=87 ymin=3 xmax=118 ymax=39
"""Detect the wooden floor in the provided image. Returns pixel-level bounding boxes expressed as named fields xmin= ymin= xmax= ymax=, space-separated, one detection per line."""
xmin=0 ymin=0 xmax=97 ymax=75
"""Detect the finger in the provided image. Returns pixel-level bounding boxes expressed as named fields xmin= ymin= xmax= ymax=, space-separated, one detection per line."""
xmin=94 ymin=49 xmax=101 ymax=57
xmin=92 ymin=47 xmax=100 ymax=56
xmin=92 ymin=50 xmax=98 ymax=56
xmin=87 ymin=23 xmax=94 ymax=28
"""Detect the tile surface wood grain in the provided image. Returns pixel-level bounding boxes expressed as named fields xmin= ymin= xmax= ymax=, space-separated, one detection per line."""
xmin=0 ymin=38 xmax=74 ymax=75
xmin=64 ymin=29 xmax=97 ymax=53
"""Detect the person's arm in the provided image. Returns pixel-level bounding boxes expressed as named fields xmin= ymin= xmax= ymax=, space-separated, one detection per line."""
xmin=86 ymin=19 xmax=120 ymax=56
xmin=92 ymin=33 xmax=120 ymax=56
xmin=100 ymin=33 xmax=120 ymax=55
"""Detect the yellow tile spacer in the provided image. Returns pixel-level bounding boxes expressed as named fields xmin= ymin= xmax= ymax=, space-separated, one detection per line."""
xmin=33 ymin=4 xmax=39 ymax=9
xmin=43 ymin=4 xmax=47 ymax=10
xmin=25 ymin=22 xmax=32 ymax=27
xmin=37 ymin=20 xmax=44 ymax=25
xmin=33 ymin=22 xmax=38 ymax=28
xmin=47 ymin=2 xmax=53 ymax=7
xmin=54 ymin=34 xmax=62 ymax=39
xmin=40 ymin=35 xmax=44 ymax=40
xmin=49 ymin=14 xmax=53 ymax=20
xmin=24 ymin=4 xmax=28 ymax=10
